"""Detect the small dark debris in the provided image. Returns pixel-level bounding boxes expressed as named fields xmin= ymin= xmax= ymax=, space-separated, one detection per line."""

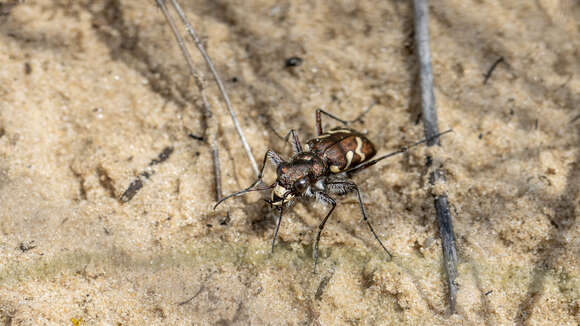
xmin=188 ymin=133 xmax=204 ymax=141
xmin=206 ymin=224 xmax=213 ymax=228
xmin=315 ymin=276 xmax=331 ymax=300
xmin=0 ymin=1 xmax=20 ymax=16
xmin=415 ymin=113 xmax=422 ymax=125
xmin=231 ymin=76 xmax=238 ymax=83
xmin=149 ymin=146 xmax=174 ymax=166
xmin=120 ymin=178 xmax=143 ymax=202
xmin=478 ymin=133 xmax=483 ymax=140
xmin=545 ymin=167 xmax=556 ymax=175
xmin=539 ymin=175 xmax=552 ymax=186
xmin=19 ymin=240 xmax=36 ymax=252
xmin=96 ymin=166 xmax=117 ymax=200
xmin=24 ymin=62 xmax=32 ymax=74
xmin=153 ymin=306 xmax=166 ymax=319
xmin=484 ymin=290 xmax=493 ymax=296
xmin=120 ymin=146 xmax=175 ymax=202
xmin=425 ymin=155 xmax=433 ymax=167
xmin=177 ymin=286 xmax=205 ymax=306
xmin=509 ymin=108 xmax=515 ymax=115
xmin=483 ymin=56 xmax=504 ymax=85
xmin=219 ymin=212 xmax=230 ymax=226
xmin=285 ymin=56 xmax=303 ymax=68
xmin=194 ymin=151 xmax=200 ymax=156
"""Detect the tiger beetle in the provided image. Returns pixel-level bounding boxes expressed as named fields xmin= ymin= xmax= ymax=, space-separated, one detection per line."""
xmin=215 ymin=108 xmax=451 ymax=272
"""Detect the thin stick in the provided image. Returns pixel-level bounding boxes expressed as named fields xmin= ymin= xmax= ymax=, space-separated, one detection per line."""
xmin=156 ymin=0 xmax=223 ymax=201
xmin=212 ymin=138 xmax=223 ymax=200
xmin=414 ymin=0 xmax=458 ymax=314
xmin=483 ymin=56 xmax=504 ymax=85
xmin=168 ymin=0 xmax=260 ymax=177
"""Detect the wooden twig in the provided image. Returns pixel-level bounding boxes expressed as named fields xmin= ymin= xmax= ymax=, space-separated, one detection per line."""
xmin=177 ymin=285 xmax=205 ymax=306
xmin=483 ymin=56 xmax=504 ymax=85
xmin=168 ymin=0 xmax=260 ymax=178
xmin=212 ymin=141 xmax=223 ymax=201
xmin=413 ymin=0 xmax=459 ymax=314
xmin=156 ymin=0 xmax=223 ymax=200
xmin=120 ymin=146 xmax=175 ymax=202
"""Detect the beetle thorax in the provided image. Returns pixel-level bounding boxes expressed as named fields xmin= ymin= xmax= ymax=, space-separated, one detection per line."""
xmin=276 ymin=153 xmax=326 ymax=186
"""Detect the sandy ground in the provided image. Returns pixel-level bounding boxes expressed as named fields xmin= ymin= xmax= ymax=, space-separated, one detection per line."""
xmin=0 ymin=0 xmax=579 ymax=325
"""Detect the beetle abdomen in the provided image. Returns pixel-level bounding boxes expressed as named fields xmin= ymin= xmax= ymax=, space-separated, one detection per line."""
xmin=307 ymin=127 xmax=376 ymax=173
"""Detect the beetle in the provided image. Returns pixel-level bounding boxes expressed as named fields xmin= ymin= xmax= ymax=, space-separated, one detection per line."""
xmin=215 ymin=108 xmax=450 ymax=272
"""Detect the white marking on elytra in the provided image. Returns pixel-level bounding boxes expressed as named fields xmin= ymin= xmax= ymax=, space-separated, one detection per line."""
xmin=315 ymin=129 xmax=350 ymax=139
xmin=330 ymin=165 xmax=341 ymax=173
xmin=354 ymin=136 xmax=365 ymax=161
xmin=344 ymin=151 xmax=354 ymax=170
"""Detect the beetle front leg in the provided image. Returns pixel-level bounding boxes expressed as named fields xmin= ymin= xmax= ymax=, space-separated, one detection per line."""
xmin=313 ymin=193 xmax=337 ymax=273
xmin=214 ymin=149 xmax=283 ymax=209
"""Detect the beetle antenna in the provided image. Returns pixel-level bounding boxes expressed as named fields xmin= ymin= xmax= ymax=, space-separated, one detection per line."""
xmin=345 ymin=129 xmax=453 ymax=175
xmin=214 ymin=181 xmax=275 ymax=209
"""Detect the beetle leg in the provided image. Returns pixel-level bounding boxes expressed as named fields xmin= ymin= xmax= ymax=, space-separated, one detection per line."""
xmin=316 ymin=109 xmax=347 ymax=136
xmin=214 ymin=149 xmax=283 ymax=209
xmin=265 ymin=149 xmax=284 ymax=167
xmin=281 ymin=129 xmax=303 ymax=153
xmin=315 ymin=104 xmax=376 ymax=136
xmin=267 ymin=126 xmax=303 ymax=154
xmin=313 ymin=192 xmax=337 ymax=274
xmin=325 ymin=181 xmax=393 ymax=260
xmin=271 ymin=191 xmax=292 ymax=253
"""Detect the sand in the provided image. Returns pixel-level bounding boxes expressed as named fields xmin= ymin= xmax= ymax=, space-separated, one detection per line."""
xmin=0 ymin=0 xmax=578 ymax=325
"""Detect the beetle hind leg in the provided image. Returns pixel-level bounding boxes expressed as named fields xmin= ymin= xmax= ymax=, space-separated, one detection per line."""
xmin=325 ymin=181 xmax=393 ymax=260
xmin=315 ymin=103 xmax=376 ymax=135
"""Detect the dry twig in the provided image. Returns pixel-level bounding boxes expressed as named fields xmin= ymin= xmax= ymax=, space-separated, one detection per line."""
xmin=166 ymin=0 xmax=260 ymax=177
xmin=156 ymin=0 xmax=225 ymax=200
xmin=413 ymin=0 xmax=459 ymax=314
xmin=483 ymin=56 xmax=504 ymax=85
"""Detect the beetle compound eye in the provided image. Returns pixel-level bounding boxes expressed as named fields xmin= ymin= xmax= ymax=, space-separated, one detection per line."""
xmin=276 ymin=163 xmax=288 ymax=177
xmin=294 ymin=178 xmax=309 ymax=193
